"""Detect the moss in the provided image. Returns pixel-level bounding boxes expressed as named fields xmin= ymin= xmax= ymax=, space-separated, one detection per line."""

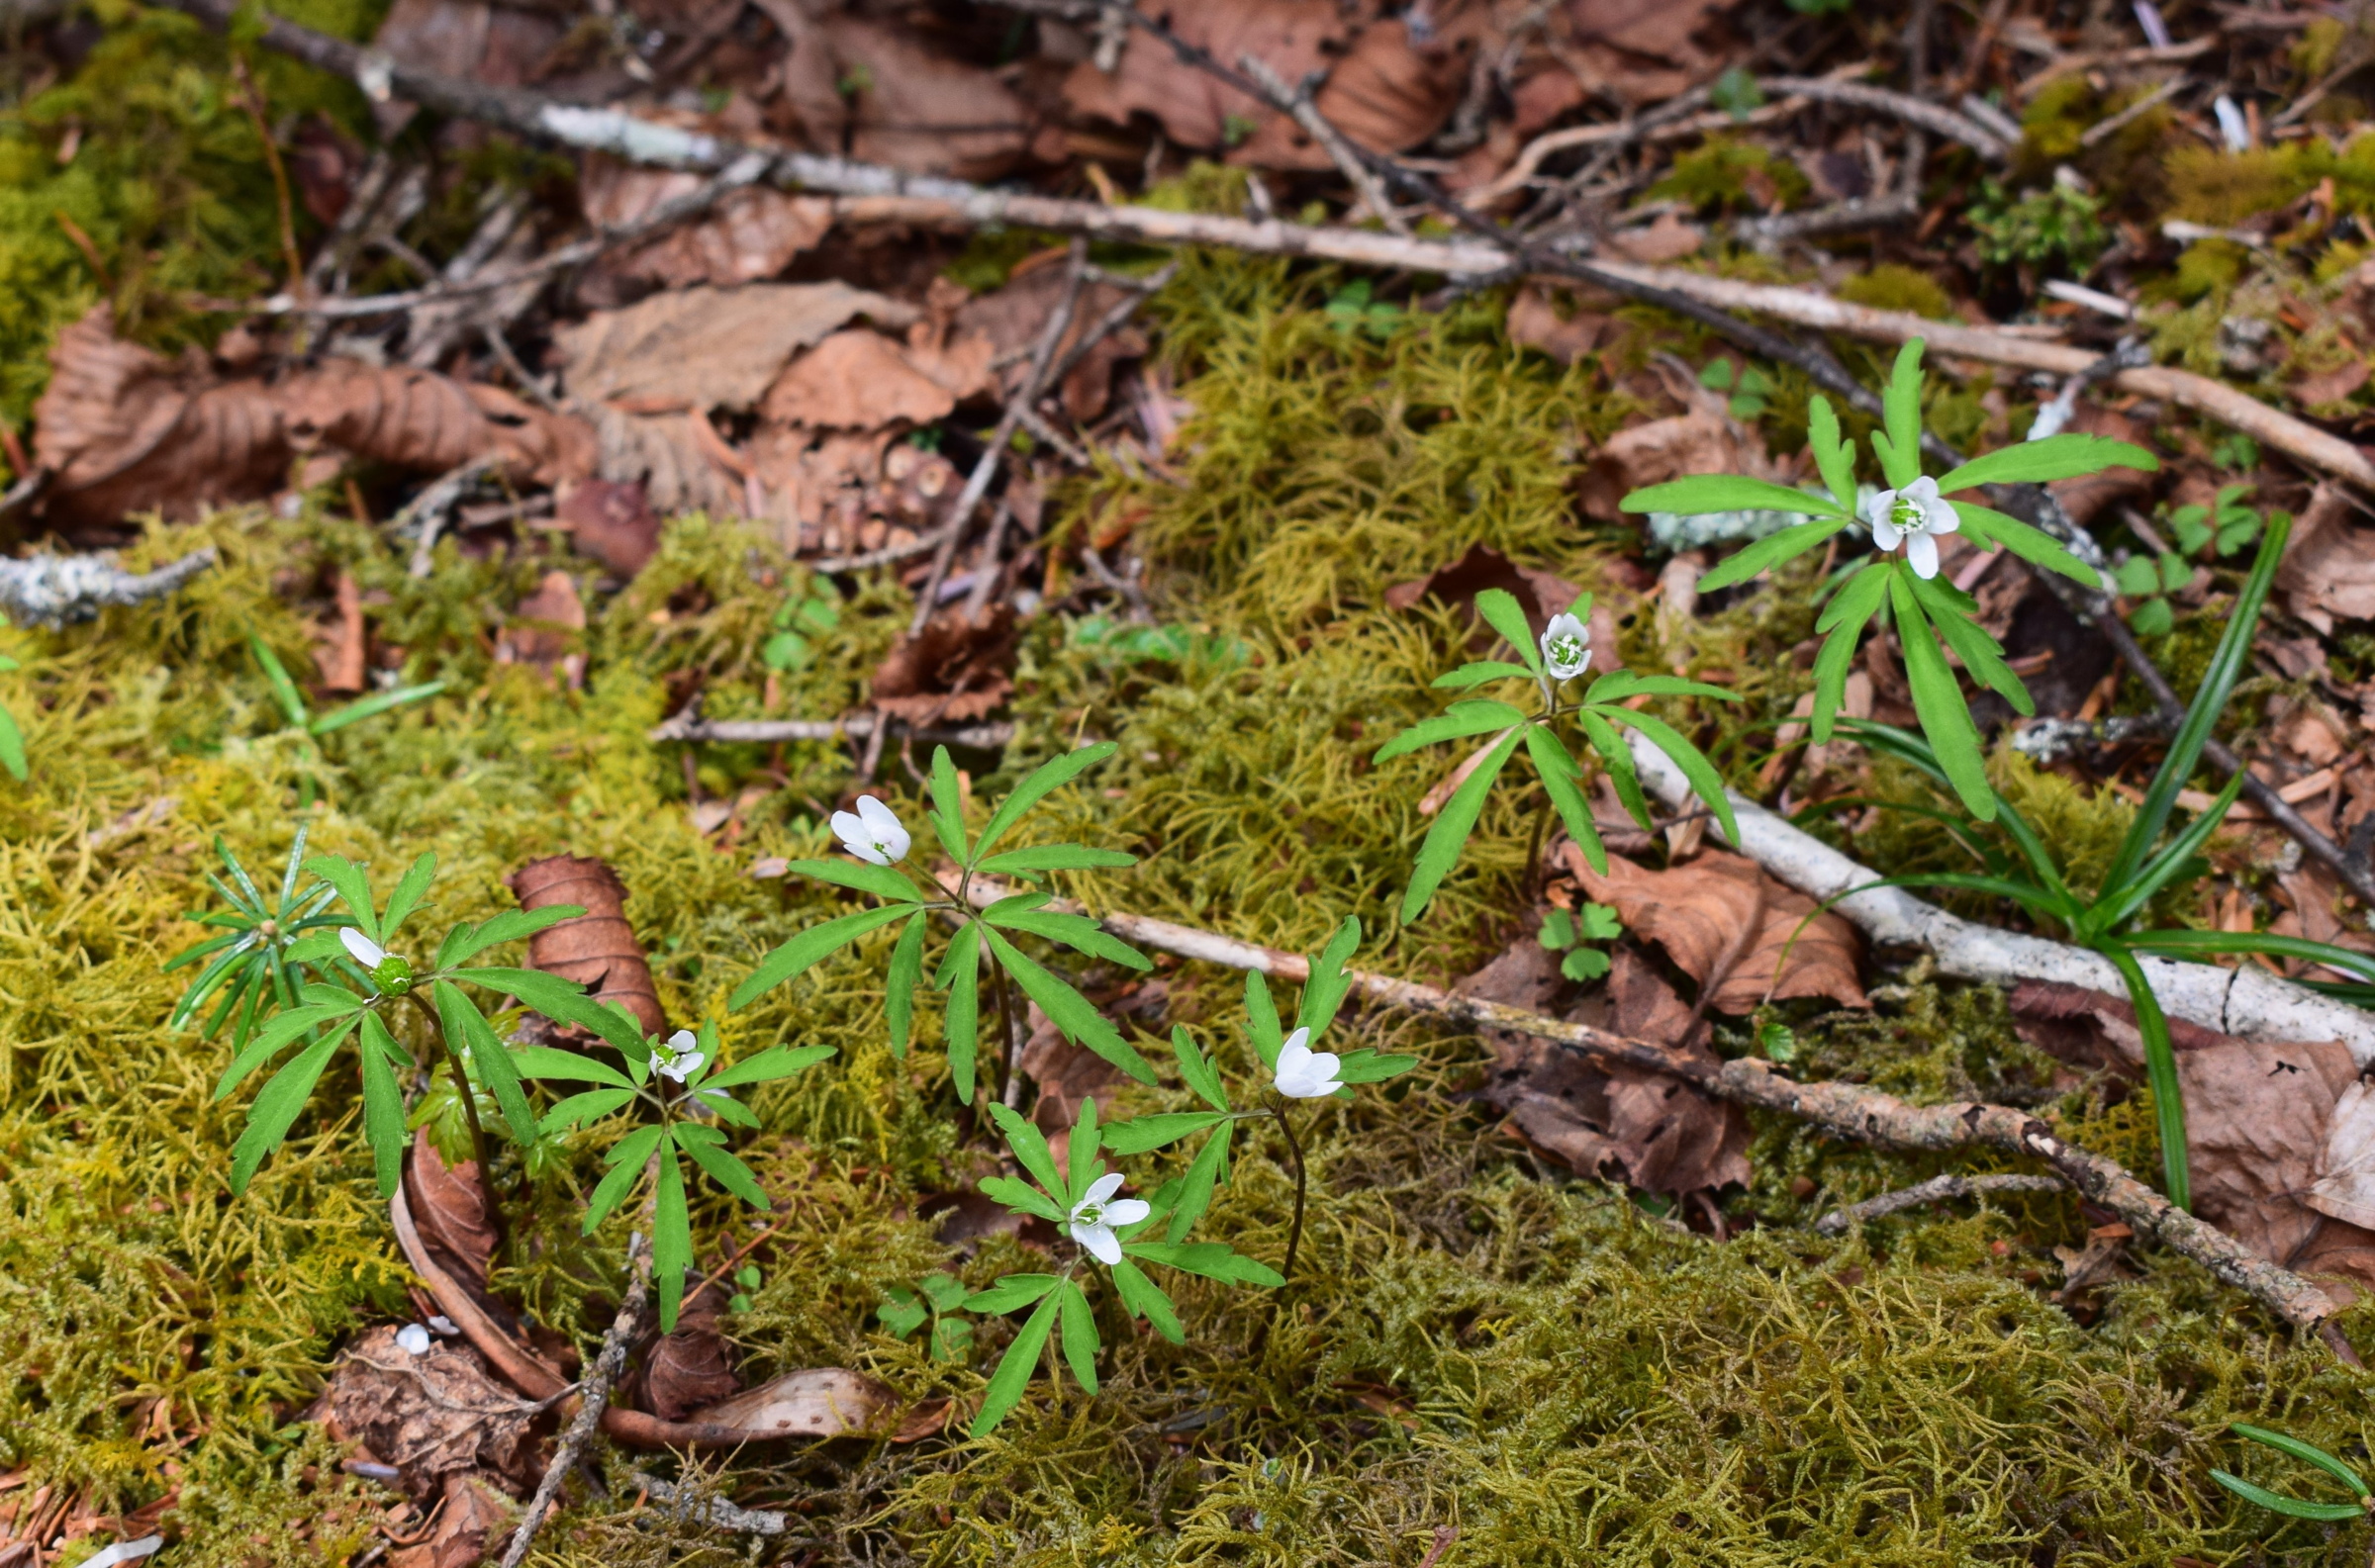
xmin=1836 ymin=264 xmax=1955 ymax=322
xmin=1647 ymin=137 xmax=1811 ymax=215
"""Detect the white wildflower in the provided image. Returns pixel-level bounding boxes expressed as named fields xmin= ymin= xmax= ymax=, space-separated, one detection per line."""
xmin=1540 ymin=611 xmax=1592 ymax=682
xmin=1066 ymin=1171 xmax=1150 ymax=1265
xmin=651 ymin=1028 xmax=707 ymax=1082
xmin=830 ymin=795 xmax=911 ymax=866
xmin=1864 ymin=475 xmax=1961 ymax=580
xmin=1273 ymin=1027 xmax=1344 ymax=1099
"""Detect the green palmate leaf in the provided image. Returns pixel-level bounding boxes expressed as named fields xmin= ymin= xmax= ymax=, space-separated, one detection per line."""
xmin=966 ymin=1273 xmax=1061 ymax=1314
xmin=975 ymin=845 xmax=1137 ymax=876
xmin=981 ymin=1174 xmax=1066 ymax=1222
xmin=1621 ymin=475 xmax=1849 ymax=520
xmin=728 ymin=902 xmax=917 ymax=1010
xmin=1057 ymin=1280 xmax=1099 ymax=1393
xmin=970 ymin=1290 xmax=1062 ymax=1436
xmin=988 ymin=1102 xmax=1070 ymax=1202
xmin=378 ymin=854 xmax=438 ymax=943
xmin=984 ymin=929 xmax=1156 ymax=1084
xmin=1068 ymin=1098 xmax=1104 ymax=1205
xmin=310 ymin=682 xmax=445 ymax=736
xmin=1432 ymin=660 xmax=1537 ymax=690
xmin=1905 ymin=572 xmax=2032 ymax=713
xmin=461 ymin=967 xmax=617 ymax=1047
xmin=928 ymin=746 xmax=970 ymax=864
xmin=1811 ymin=566 xmax=1893 ymax=740
xmin=1171 ymin=1026 xmax=1230 ymax=1112
xmin=1602 ymin=708 xmax=1740 ymax=845
xmin=433 ymin=980 xmax=537 ymax=1146
xmin=885 ymin=911 xmax=928 ymax=1058
xmin=654 ymin=1147 xmax=693 ymax=1331
xmin=1575 ymin=709 xmax=1653 ymax=833
xmin=539 ymin=1088 xmax=636 ymax=1135
xmin=1887 ymin=573 xmax=1996 ymax=821
xmin=248 ymin=634 xmax=311 ymax=729
xmin=1297 ymin=916 xmax=1362 ymax=1040
xmin=1125 ymin=1241 xmax=1285 ymax=1288
xmin=1335 ymin=1049 xmax=1419 ymax=1083
xmin=2211 ymin=1470 xmax=2368 ymax=1522
xmin=2232 ymin=1424 xmax=2373 ymax=1495
xmin=1165 ymin=1121 xmax=1233 ymax=1242
xmin=1245 ymin=970 xmax=1284 ymax=1067
xmin=216 ymin=1004 xmax=358 ymax=1100
xmin=1693 ymin=516 xmax=1852 ymax=595
xmin=1398 ymin=726 xmax=1524 ymax=923
xmin=1106 ymin=1111 xmax=1230 ymax=1154
xmin=306 ymin=855 xmax=379 ymax=943
xmin=584 ymin=1124 xmax=666 ymax=1232
xmin=1586 ymin=672 xmax=1740 ymax=704
xmin=1807 ymin=393 xmax=1859 ymax=510
xmin=229 ymin=1032 xmax=347 ymax=1194
xmin=676 ymin=1124 xmax=772 ymax=1209
xmin=1110 ymin=1258 xmax=1185 ymax=1342
xmin=1935 ymin=432 xmax=2159 ymax=494
xmin=703 ymin=1043 xmax=835 ymax=1091
xmin=879 ymin=1288 xmax=929 ymax=1339
xmin=1472 ymin=590 xmax=1545 ymax=677
xmin=435 ymin=904 xmax=585 ymax=970
xmin=940 ymin=921 xmax=983 ymax=1099
xmin=984 ymin=906 xmax=1153 ymax=971
xmin=1373 ymin=700 xmax=1527 ymax=764
xmin=1948 ymin=502 xmax=2104 ymax=588
xmin=1878 ymin=339 xmax=1927 ymax=489
xmin=781 ymin=858 xmax=927 ymax=904
xmin=511 ymin=1045 xmax=637 ymax=1087
xmin=357 ymin=1013 xmax=411 ymax=1198
xmin=1526 ymin=725 xmax=1606 ymax=876
xmin=974 ymin=742 xmax=1119 ymax=865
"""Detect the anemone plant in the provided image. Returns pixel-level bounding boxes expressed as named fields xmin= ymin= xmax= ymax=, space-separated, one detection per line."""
xmin=728 ymin=742 xmax=1153 ymax=1105
xmin=1376 ymin=588 xmax=1739 ymax=923
xmin=1620 ymin=338 xmax=2158 ymax=821
xmin=166 ymin=825 xmax=349 ymax=1061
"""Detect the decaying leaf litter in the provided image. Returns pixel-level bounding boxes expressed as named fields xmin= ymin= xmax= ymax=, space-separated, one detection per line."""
xmin=19 ymin=0 xmax=2375 ymax=1560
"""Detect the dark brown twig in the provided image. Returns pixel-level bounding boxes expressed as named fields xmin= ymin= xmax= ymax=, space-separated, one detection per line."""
xmin=499 ymin=1231 xmax=650 ymax=1568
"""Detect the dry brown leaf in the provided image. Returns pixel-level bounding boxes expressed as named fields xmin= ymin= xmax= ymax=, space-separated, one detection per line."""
xmin=579 ymin=154 xmax=834 ymax=290
xmin=955 ymin=264 xmax=1144 ymax=422
xmin=283 ymin=361 xmax=595 ymax=491
xmin=495 ymin=570 xmax=587 ymax=690
xmin=30 ymin=307 xmax=290 ymax=529
xmin=589 ymin=405 xmax=747 ymax=519
xmin=1566 ymin=0 xmax=1728 ymax=67
xmin=314 ymin=570 xmax=367 ymax=695
xmin=322 ymin=1326 xmax=543 ymax=1500
xmin=1576 ymin=399 xmax=1767 ymax=522
xmin=1234 ymin=8 xmax=1486 ymax=166
xmin=1565 ymin=845 xmax=1868 ymax=1013
xmin=406 ymin=1131 xmax=498 ymax=1292
xmin=872 ymin=606 xmax=1019 ymax=722
xmin=1383 ymin=541 xmax=1590 ymax=643
xmin=762 ymin=7 xmax=1033 ymax=179
xmin=2296 ymin=358 xmax=2372 ymax=408
xmin=1505 ymin=285 xmax=1618 ymax=366
xmin=506 ymin=856 xmax=667 ymax=1041
xmin=920 ymin=1189 xmax=1059 ymax=1255
xmin=634 ymin=1279 xmax=741 ymax=1423
xmin=1472 ymin=942 xmax=1750 ymax=1194
xmin=556 ymin=282 xmax=917 ymax=413
xmin=1020 ymin=1002 xmax=1125 ymax=1139
xmin=2045 ymin=406 xmax=2155 ymax=526
xmin=2276 ymin=483 xmax=2375 ymax=633
xmin=758 ymin=326 xmax=997 ymax=430
xmin=1062 ymin=0 xmax=1348 ymax=149
xmin=555 ymin=479 xmax=662 ymax=579
xmin=370 ymin=0 xmax=560 ymax=134
xmin=389 ymin=1473 xmax=517 ymax=1568
xmin=1606 ymin=211 xmax=1705 ymax=264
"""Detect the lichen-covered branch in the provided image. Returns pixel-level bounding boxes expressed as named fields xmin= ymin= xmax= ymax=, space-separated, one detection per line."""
xmin=1813 ymin=1173 xmax=2066 ymax=1236
xmin=0 ymin=547 xmax=218 ymax=629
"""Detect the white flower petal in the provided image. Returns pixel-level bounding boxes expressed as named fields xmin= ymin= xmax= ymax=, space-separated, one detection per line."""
xmin=828 ymin=808 xmax=866 ymax=845
xmin=340 ymin=928 xmax=386 ymax=968
xmin=1923 ymin=495 xmax=1960 ymax=535
xmin=1281 ymin=1027 xmax=1310 ymax=1057
xmin=855 ymin=795 xmax=911 ymax=863
xmin=1871 ymin=516 xmax=1902 ymax=550
xmin=1083 ymin=1170 xmax=1126 ymax=1207
xmin=396 ymin=1323 xmax=431 ymax=1355
xmin=667 ymin=1029 xmax=699 ymax=1053
xmin=1072 ymin=1221 xmax=1122 ymax=1265
xmin=1904 ymin=476 xmax=1942 ymax=507
xmin=1906 ymin=530 xmax=1941 ymax=579
xmin=1105 ymin=1198 xmax=1151 ymax=1227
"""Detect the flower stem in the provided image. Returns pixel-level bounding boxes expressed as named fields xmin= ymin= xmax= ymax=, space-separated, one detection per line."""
xmin=405 ymin=990 xmax=508 ymax=1254
xmin=992 ymin=957 xmax=1027 ymax=1111
xmin=1275 ymin=1098 xmax=1307 ymax=1291
xmin=1522 ymin=788 xmax=1555 ymax=900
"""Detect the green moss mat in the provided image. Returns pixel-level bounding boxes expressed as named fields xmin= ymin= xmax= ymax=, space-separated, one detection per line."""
xmin=3 ymin=249 xmax=2373 ymax=1568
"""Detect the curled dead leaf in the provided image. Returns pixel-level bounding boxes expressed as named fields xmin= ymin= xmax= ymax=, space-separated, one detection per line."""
xmin=1506 ymin=285 xmax=1619 ymax=367
xmin=388 ymin=1473 xmax=516 ymax=1568
xmin=506 ymin=856 xmax=667 ymax=1041
xmin=1383 ymin=541 xmax=1588 ymax=641
xmin=556 ymin=282 xmax=918 ymax=413
xmin=872 ymin=607 xmax=1019 ymax=723
xmin=1062 ymin=0 xmax=1345 ymax=150
xmin=1564 ymin=845 xmax=1867 ymax=1013
xmin=955 ymin=263 xmax=1145 ymax=423
xmin=405 ymin=1130 xmax=497 ymax=1294
xmin=633 ymin=1278 xmax=741 ymax=1423
xmin=322 ymin=1326 xmax=544 ymax=1501
xmin=762 ymin=7 xmax=1034 ymax=179
xmin=314 ymin=570 xmax=367 ymax=696
xmin=1234 ymin=8 xmax=1487 ymax=166
xmin=494 ymin=570 xmax=587 ymax=690
xmin=579 ymin=154 xmax=834 ymax=291
xmin=758 ymin=326 xmax=997 ymax=430
xmin=692 ymin=1368 xmax=944 ymax=1442
xmin=2275 ymin=483 xmax=2375 ymax=634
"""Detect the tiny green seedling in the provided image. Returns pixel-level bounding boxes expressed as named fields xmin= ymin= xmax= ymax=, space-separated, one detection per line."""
xmin=247 ymin=632 xmax=444 ymax=805
xmin=762 ymin=586 xmax=841 ymax=673
xmin=1377 ymin=588 xmax=1739 ymax=922
xmin=2115 ymin=487 xmax=2274 ymax=635
xmin=2213 ymin=1423 xmax=2375 ymax=1528
xmin=730 ymin=743 xmax=1152 ymax=1105
xmin=1539 ymin=903 xmax=1623 ymax=982
xmin=879 ymin=1272 xmax=975 ymax=1362
xmin=1622 ymin=338 xmax=2157 ymax=821
xmin=1700 ymin=358 xmax=1775 ymax=420
xmin=167 ymin=826 xmax=347 ymax=1060
xmin=730 ymin=1263 xmax=763 ymax=1314
xmin=1324 ymin=278 xmax=1404 ymax=341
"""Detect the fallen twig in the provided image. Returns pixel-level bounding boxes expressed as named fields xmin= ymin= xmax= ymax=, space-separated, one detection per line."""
xmin=1620 ymin=731 xmax=2375 ymax=1063
xmin=647 ymin=712 xmax=1013 ymax=747
xmin=500 ymin=1232 xmax=649 ymax=1568
xmin=955 ymin=877 xmax=2347 ymax=1338
xmin=618 ymin=1469 xmax=788 ymax=1536
xmin=398 ymin=456 xmax=505 ymax=579
xmin=0 ymin=546 xmax=218 ymax=629
xmin=1813 ymin=1172 xmax=2066 ymax=1236
xmin=1237 ymin=53 xmax=1410 ymax=234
